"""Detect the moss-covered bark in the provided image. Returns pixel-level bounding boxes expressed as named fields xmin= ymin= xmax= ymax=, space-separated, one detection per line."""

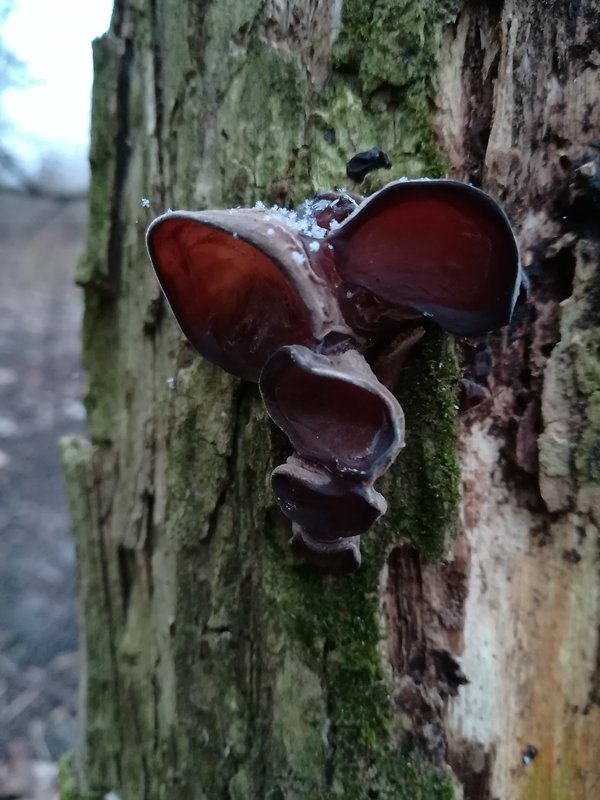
xmin=62 ymin=1 xmax=467 ymax=798
xmin=62 ymin=0 xmax=600 ymax=796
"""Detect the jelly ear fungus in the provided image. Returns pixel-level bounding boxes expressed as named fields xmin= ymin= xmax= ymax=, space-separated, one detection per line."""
xmin=260 ymin=346 xmax=402 ymax=571
xmin=147 ymin=177 xmax=523 ymax=574
xmin=259 ymin=346 xmax=403 ymax=477
xmin=328 ymin=179 xmax=523 ymax=337
xmin=146 ymin=209 xmax=350 ymax=381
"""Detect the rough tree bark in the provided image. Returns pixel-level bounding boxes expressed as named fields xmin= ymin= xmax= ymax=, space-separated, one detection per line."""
xmin=61 ymin=1 xmax=600 ymax=798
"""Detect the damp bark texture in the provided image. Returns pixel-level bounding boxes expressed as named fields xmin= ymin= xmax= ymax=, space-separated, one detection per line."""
xmin=61 ymin=1 xmax=600 ymax=798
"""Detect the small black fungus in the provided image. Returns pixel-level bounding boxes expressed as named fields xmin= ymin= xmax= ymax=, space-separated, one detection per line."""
xmin=346 ymin=146 xmax=392 ymax=183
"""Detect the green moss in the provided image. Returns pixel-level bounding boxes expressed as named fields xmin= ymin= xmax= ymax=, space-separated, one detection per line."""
xmin=81 ymin=289 xmax=120 ymax=443
xmin=303 ymin=0 xmax=460 ymax=193
xmin=58 ymin=752 xmax=104 ymax=800
xmin=58 ymin=753 xmax=79 ymax=800
xmin=265 ymin=531 xmax=456 ymax=798
xmin=381 ymin=330 xmax=460 ymax=557
xmin=334 ymin=0 xmax=460 ymax=92
xmin=271 ymin=653 xmax=327 ymax=786
xmin=211 ymin=2 xmax=460 ymax=209
xmin=216 ymin=43 xmax=309 ymax=207
xmin=263 ymin=327 xmax=460 ymax=797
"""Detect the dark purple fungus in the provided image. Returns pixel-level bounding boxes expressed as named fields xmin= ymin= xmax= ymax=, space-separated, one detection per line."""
xmin=346 ymin=146 xmax=392 ymax=183
xmin=146 ymin=209 xmax=350 ymax=381
xmin=303 ymin=191 xmax=360 ymax=231
xmin=272 ymin=455 xmax=386 ymax=539
xmin=259 ymin=345 xmax=403 ymax=477
xmin=290 ymin=525 xmax=362 ymax=575
xmin=329 ymin=180 xmax=523 ymax=336
xmin=147 ymin=177 xmax=522 ymax=573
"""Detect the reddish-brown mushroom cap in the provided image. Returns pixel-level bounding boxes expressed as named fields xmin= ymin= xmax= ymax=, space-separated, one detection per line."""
xmin=272 ymin=456 xmax=386 ymax=539
xmin=260 ymin=345 xmax=404 ymax=478
xmin=146 ymin=210 xmax=350 ymax=381
xmin=329 ymin=179 xmax=522 ymax=336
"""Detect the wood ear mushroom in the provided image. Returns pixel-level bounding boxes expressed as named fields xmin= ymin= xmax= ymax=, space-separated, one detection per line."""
xmin=147 ymin=177 xmax=523 ymax=573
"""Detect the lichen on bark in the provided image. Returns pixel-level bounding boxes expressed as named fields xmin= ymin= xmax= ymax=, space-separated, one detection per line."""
xmin=540 ymin=240 xmax=600 ymax=523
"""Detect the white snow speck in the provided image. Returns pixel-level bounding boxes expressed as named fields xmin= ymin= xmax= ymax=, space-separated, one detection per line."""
xmin=141 ymin=197 xmax=151 ymax=208
xmin=291 ymin=251 xmax=305 ymax=266
xmin=166 ymin=376 xmax=176 ymax=389
xmin=267 ymin=227 xmax=275 ymax=236
xmin=308 ymin=241 xmax=320 ymax=252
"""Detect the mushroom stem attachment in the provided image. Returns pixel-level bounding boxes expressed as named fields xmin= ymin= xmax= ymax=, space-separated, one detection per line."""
xmin=290 ymin=525 xmax=361 ymax=574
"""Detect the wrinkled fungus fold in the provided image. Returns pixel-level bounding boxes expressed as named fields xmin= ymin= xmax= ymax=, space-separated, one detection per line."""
xmin=272 ymin=456 xmax=387 ymax=539
xmin=147 ymin=176 xmax=523 ymax=574
xmin=259 ymin=345 xmax=403 ymax=477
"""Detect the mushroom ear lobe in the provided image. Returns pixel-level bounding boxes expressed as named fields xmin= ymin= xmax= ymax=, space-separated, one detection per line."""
xmin=146 ymin=213 xmax=313 ymax=381
xmin=260 ymin=345 xmax=404 ymax=478
xmin=272 ymin=457 xmax=387 ymax=539
xmin=329 ymin=180 xmax=523 ymax=336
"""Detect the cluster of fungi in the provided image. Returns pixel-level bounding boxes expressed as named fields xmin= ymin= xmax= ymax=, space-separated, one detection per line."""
xmin=147 ymin=150 xmax=523 ymax=574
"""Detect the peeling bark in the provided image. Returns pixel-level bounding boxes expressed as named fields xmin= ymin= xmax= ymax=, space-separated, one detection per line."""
xmin=62 ymin=0 xmax=600 ymax=798
xmin=436 ymin=2 xmax=600 ymax=798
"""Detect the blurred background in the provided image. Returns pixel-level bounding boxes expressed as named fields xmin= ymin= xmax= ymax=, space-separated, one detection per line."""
xmin=0 ymin=2 xmax=112 ymax=796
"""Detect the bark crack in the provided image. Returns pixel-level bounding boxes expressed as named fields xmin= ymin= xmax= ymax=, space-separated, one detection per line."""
xmin=106 ymin=32 xmax=134 ymax=289
xmin=386 ymin=545 xmax=468 ymax=764
xmin=91 ymin=449 xmax=124 ymax=788
xmin=149 ymin=0 xmax=166 ymax=206
xmin=204 ymin=382 xmax=247 ymax=543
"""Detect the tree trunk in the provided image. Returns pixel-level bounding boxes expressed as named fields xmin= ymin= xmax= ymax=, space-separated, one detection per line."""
xmin=61 ymin=1 xmax=600 ymax=798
